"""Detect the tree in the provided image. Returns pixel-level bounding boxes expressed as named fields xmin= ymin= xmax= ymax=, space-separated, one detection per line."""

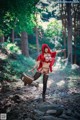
xmin=60 ymin=3 xmax=67 ymax=58
xmin=35 ymin=12 xmax=40 ymax=55
xmin=0 ymin=0 xmax=39 ymax=57
xmin=66 ymin=3 xmax=72 ymax=64
xmin=21 ymin=32 xmax=29 ymax=57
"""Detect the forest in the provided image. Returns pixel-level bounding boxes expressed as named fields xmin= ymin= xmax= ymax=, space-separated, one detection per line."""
xmin=0 ymin=0 xmax=80 ymax=120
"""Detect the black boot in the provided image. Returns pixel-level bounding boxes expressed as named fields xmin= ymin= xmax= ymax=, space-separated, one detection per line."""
xmin=42 ymin=93 xmax=46 ymax=102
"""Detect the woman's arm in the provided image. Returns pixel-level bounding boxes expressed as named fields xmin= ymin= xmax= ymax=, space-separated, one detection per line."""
xmin=56 ymin=49 xmax=66 ymax=54
xmin=28 ymin=61 xmax=40 ymax=72
xmin=28 ymin=54 xmax=41 ymax=72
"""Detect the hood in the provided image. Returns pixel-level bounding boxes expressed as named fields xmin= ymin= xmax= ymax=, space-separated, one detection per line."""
xmin=41 ymin=44 xmax=51 ymax=54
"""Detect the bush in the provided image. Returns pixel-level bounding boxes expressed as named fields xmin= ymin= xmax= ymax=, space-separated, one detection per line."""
xmin=0 ymin=42 xmax=35 ymax=82
xmin=2 ymin=41 xmax=21 ymax=54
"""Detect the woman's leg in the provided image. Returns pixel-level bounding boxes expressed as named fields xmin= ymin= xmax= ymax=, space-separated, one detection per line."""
xmin=42 ymin=74 xmax=48 ymax=101
xmin=33 ymin=72 xmax=41 ymax=81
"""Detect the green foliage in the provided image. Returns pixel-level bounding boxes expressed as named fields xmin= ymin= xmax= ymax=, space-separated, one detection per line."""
xmin=0 ymin=11 xmax=17 ymax=37
xmin=2 ymin=56 xmax=35 ymax=80
xmin=18 ymin=14 xmax=36 ymax=34
xmin=0 ymin=42 xmax=35 ymax=82
xmin=39 ymin=18 xmax=63 ymax=50
xmin=0 ymin=0 xmax=39 ymax=36
xmin=0 ymin=56 xmax=35 ymax=81
xmin=0 ymin=29 xmax=4 ymax=37
xmin=3 ymin=41 xmax=21 ymax=53
xmin=2 ymin=12 xmax=17 ymax=36
xmin=62 ymin=64 xmax=80 ymax=77
xmin=45 ymin=19 xmax=62 ymax=38
xmin=0 ymin=0 xmax=39 ymax=15
xmin=75 ymin=35 xmax=80 ymax=65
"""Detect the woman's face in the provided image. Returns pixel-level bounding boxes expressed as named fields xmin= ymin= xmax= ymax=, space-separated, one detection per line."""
xmin=44 ymin=48 xmax=48 ymax=53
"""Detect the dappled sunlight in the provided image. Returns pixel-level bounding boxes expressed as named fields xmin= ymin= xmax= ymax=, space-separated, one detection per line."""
xmin=47 ymin=79 xmax=54 ymax=88
xmin=56 ymin=80 xmax=65 ymax=87
xmin=37 ymin=78 xmax=54 ymax=89
xmin=68 ymin=87 xmax=80 ymax=94
xmin=6 ymin=43 xmax=21 ymax=54
xmin=39 ymin=83 xmax=43 ymax=88
xmin=52 ymin=57 xmax=67 ymax=71
xmin=0 ymin=52 xmax=7 ymax=59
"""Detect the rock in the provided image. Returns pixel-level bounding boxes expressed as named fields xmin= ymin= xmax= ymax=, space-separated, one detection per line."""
xmin=30 ymin=82 xmax=39 ymax=88
xmin=24 ymin=118 xmax=32 ymax=120
xmin=46 ymin=109 xmax=57 ymax=115
xmin=4 ymin=101 xmax=12 ymax=108
xmin=39 ymin=115 xmax=63 ymax=120
xmin=39 ymin=115 xmax=55 ymax=120
xmin=6 ymin=106 xmax=12 ymax=113
xmin=46 ymin=109 xmax=63 ymax=117
xmin=34 ymin=109 xmax=44 ymax=116
xmin=38 ymin=104 xmax=63 ymax=113
xmin=23 ymin=113 xmax=29 ymax=119
xmin=16 ymin=87 xmax=21 ymax=90
xmin=0 ymin=102 xmax=6 ymax=113
xmin=73 ymin=111 xmax=80 ymax=119
xmin=46 ymin=109 xmax=57 ymax=114
xmin=1 ymin=81 xmax=11 ymax=92
xmin=0 ymin=106 xmax=6 ymax=113
xmin=0 ymin=98 xmax=15 ymax=113
xmin=65 ymin=109 xmax=72 ymax=116
xmin=7 ymin=109 xmax=19 ymax=120
xmin=72 ymin=64 xmax=79 ymax=69
xmin=10 ymin=94 xmax=21 ymax=103
xmin=60 ymin=113 xmax=74 ymax=120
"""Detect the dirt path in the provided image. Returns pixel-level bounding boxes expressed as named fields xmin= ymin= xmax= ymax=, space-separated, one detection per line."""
xmin=0 ymin=64 xmax=80 ymax=120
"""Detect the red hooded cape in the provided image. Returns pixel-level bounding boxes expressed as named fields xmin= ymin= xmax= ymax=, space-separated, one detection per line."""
xmin=36 ymin=44 xmax=56 ymax=72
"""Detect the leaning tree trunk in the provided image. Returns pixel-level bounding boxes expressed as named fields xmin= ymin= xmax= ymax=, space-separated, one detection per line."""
xmin=21 ymin=32 xmax=29 ymax=57
xmin=66 ymin=3 xmax=72 ymax=64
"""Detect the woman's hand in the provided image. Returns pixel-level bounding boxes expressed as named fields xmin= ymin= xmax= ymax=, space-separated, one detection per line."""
xmin=61 ymin=49 xmax=66 ymax=52
xmin=56 ymin=49 xmax=66 ymax=54
xmin=28 ymin=69 xmax=34 ymax=73
xmin=28 ymin=69 xmax=33 ymax=72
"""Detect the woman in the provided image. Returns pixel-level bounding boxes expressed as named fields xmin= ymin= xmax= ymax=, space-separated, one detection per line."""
xmin=29 ymin=44 xmax=65 ymax=101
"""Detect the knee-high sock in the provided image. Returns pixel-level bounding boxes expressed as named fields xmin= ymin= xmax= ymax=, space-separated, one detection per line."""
xmin=43 ymin=74 xmax=48 ymax=96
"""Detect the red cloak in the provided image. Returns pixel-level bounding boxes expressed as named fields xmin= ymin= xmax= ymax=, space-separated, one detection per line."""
xmin=36 ymin=44 xmax=56 ymax=72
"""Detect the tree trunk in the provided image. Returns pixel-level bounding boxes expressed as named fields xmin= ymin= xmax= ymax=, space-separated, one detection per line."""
xmin=61 ymin=4 xmax=67 ymax=58
xmin=66 ymin=3 xmax=72 ymax=64
xmin=73 ymin=7 xmax=77 ymax=64
xmin=63 ymin=25 xmax=67 ymax=58
xmin=36 ymin=26 xmax=40 ymax=55
xmin=35 ymin=13 xmax=40 ymax=55
xmin=21 ymin=32 xmax=29 ymax=57
xmin=12 ymin=29 xmax=14 ymax=43
xmin=0 ymin=36 xmax=4 ymax=43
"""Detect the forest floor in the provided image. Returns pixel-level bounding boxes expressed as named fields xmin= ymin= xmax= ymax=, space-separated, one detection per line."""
xmin=0 ymin=60 xmax=80 ymax=120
